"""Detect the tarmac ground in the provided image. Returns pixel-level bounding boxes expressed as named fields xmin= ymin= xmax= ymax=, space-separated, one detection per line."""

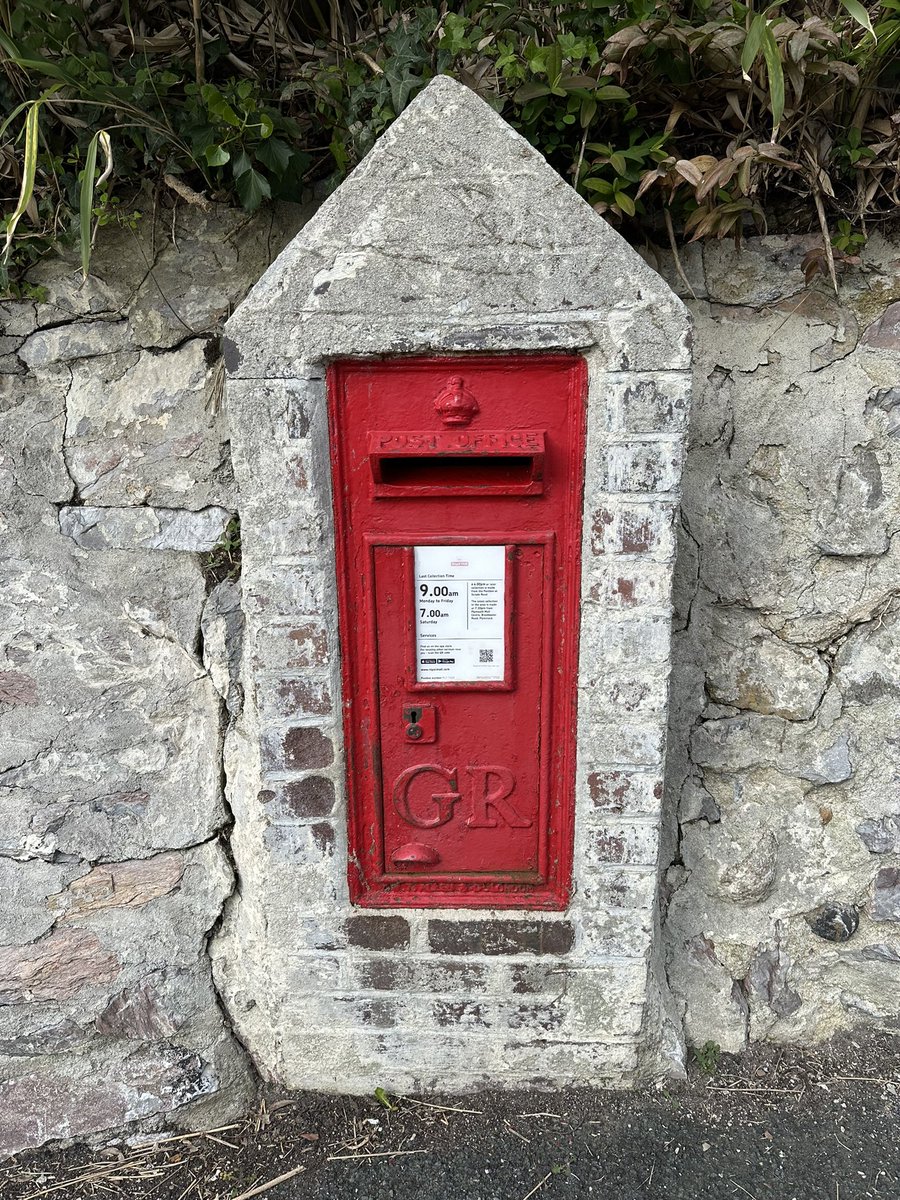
xmin=2 ymin=1030 xmax=898 ymax=1200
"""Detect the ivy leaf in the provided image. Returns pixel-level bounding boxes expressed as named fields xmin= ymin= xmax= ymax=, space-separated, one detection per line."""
xmin=235 ymin=167 xmax=271 ymax=211
xmin=205 ymin=144 xmax=230 ymax=167
xmin=202 ymin=84 xmax=241 ymax=128
xmin=231 ymin=149 xmax=252 ymax=178
xmin=258 ymin=113 xmax=274 ymax=139
xmin=560 ymin=74 xmax=599 ymax=89
xmin=256 ymin=137 xmax=292 ymax=174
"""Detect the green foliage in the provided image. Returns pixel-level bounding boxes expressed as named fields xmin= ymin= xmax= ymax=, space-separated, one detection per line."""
xmin=373 ymin=1086 xmax=397 ymax=1110
xmin=692 ymin=1040 xmax=722 ymax=1076
xmin=1 ymin=1 xmax=897 ymax=289
xmin=832 ymin=217 xmax=867 ymax=253
xmin=200 ymin=515 xmax=242 ymax=589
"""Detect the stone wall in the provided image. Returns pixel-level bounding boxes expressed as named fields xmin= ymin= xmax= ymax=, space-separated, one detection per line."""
xmin=0 ymin=202 xmax=303 ymax=1157
xmin=655 ymin=234 xmax=900 ymax=1052
xmin=2 ymin=173 xmax=900 ymax=1154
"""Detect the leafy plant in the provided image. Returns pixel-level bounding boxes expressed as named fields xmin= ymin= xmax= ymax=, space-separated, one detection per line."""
xmin=692 ymin=1040 xmax=722 ymax=1076
xmin=201 ymin=515 xmax=242 ymax=589
xmin=1 ymin=1 xmax=897 ymax=291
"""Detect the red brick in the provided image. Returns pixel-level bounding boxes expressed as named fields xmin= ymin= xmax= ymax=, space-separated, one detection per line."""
xmin=344 ymin=915 xmax=410 ymax=951
xmin=267 ymin=776 xmax=335 ymax=819
xmin=427 ymin=920 xmax=574 ymax=957
xmin=593 ymin=833 xmax=628 ymax=863
xmin=588 ymin=771 xmax=631 ymax=814
xmin=432 ymin=999 xmax=488 ymax=1027
xmin=276 ymin=677 xmax=332 ymax=717
xmin=286 ymin=454 xmax=309 ymax=489
xmin=273 ymin=726 xmax=334 ymax=771
xmin=287 ymin=624 xmax=328 ymax=666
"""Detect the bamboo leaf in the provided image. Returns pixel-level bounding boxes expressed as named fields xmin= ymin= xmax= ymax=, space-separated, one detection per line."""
xmin=761 ymin=27 xmax=785 ymax=127
xmin=674 ymin=158 xmax=703 ymax=186
xmin=696 ymin=158 xmax=739 ymax=201
xmin=0 ymin=100 xmax=30 ymax=143
xmin=0 ymin=32 xmax=73 ymax=81
xmin=79 ymin=132 xmax=100 ymax=279
xmin=741 ymin=13 xmax=767 ymax=78
xmin=2 ymin=101 xmax=41 ymax=264
xmin=839 ymin=0 xmax=877 ymax=39
xmin=0 ymin=84 xmax=62 ymax=143
xmin=96 ymin=131 xmax=113 ymax=190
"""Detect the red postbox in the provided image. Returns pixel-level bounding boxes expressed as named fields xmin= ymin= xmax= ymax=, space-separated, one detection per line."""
xmin=328 ymin=356 xmax=586 ymax=909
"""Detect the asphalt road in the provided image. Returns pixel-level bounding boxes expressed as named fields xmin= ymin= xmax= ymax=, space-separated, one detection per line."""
xmin=3 ymin=1031 xmax=898 ymax=1200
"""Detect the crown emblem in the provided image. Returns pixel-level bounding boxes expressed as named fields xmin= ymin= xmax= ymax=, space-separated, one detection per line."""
xmin=433 ymin=376 xmax=479 ymax=426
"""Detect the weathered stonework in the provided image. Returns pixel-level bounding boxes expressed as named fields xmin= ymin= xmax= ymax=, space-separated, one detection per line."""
xmin=4 ymin=73 xmax=900 ymax=1161
xmin=0 ymin=201 xmax=304 ymax=1156
xmin=218 ymin=76 xmax=691 ymax=1091
xmin=654 ymin=233 xmax=900 ymax=1053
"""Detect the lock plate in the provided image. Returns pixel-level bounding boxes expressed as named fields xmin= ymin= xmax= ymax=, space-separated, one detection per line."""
xmin=402 ymin=703 xmax=436 ymax=743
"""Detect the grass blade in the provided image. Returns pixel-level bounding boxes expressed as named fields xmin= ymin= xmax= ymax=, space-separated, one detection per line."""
xmin=2 ymin=100 xmax=40 ymax=263
xmin=79 ymin=131 xmax=100 ymax=278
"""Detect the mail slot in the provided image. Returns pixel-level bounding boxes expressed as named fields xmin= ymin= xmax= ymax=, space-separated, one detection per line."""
xmin=328 ymin=356 xmax=586 ymax=908
xmin=369 ymin=430 xmax=545 ymax=496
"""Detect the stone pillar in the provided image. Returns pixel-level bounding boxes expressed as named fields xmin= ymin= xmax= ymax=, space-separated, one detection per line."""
xmin=217 ymin=76 xmax=691 ymax=1089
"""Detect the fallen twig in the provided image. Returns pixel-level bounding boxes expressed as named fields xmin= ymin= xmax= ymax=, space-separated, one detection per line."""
xmin=203 ymin=1133 xmax=241 ymax=1150
xmin=231 ymin=1164 xmax=307 ymax=1200
xmin=522 ymin=1171 xmax=552 ymax=1200
xmin=504 ymin=1120 xmax=530 ymax=1145
xmin=402 ymin=1098 xmax=483 ymax=1115
xmin=730 ymin=1180 xmax=759 ymax=1200
xmin=707 ymin=1085 xmax=798 ymax=1095
xmin=163 ymin=172 xmax=211 ymax=211
xmin=326 ymin=1149 xmax=427 ymax=1161
xmin=831 ymin=1075 xmax=899 ymax=1085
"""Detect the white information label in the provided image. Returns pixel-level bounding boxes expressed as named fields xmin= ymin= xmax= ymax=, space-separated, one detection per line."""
xmin=414 ymin=545 xmax=505 ymax=683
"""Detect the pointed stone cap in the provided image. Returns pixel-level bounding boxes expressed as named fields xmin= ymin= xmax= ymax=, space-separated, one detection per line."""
xmin=225 ymin=76 xmax=689 ymax=378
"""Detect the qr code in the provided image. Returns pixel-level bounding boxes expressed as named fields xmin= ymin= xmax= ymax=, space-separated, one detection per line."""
xmin=479 ymin=649 xmax=494 ymax=663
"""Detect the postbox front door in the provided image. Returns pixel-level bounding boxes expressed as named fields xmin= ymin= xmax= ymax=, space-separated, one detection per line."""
xmin=328 ymin=356 xmax=586 ymax=909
